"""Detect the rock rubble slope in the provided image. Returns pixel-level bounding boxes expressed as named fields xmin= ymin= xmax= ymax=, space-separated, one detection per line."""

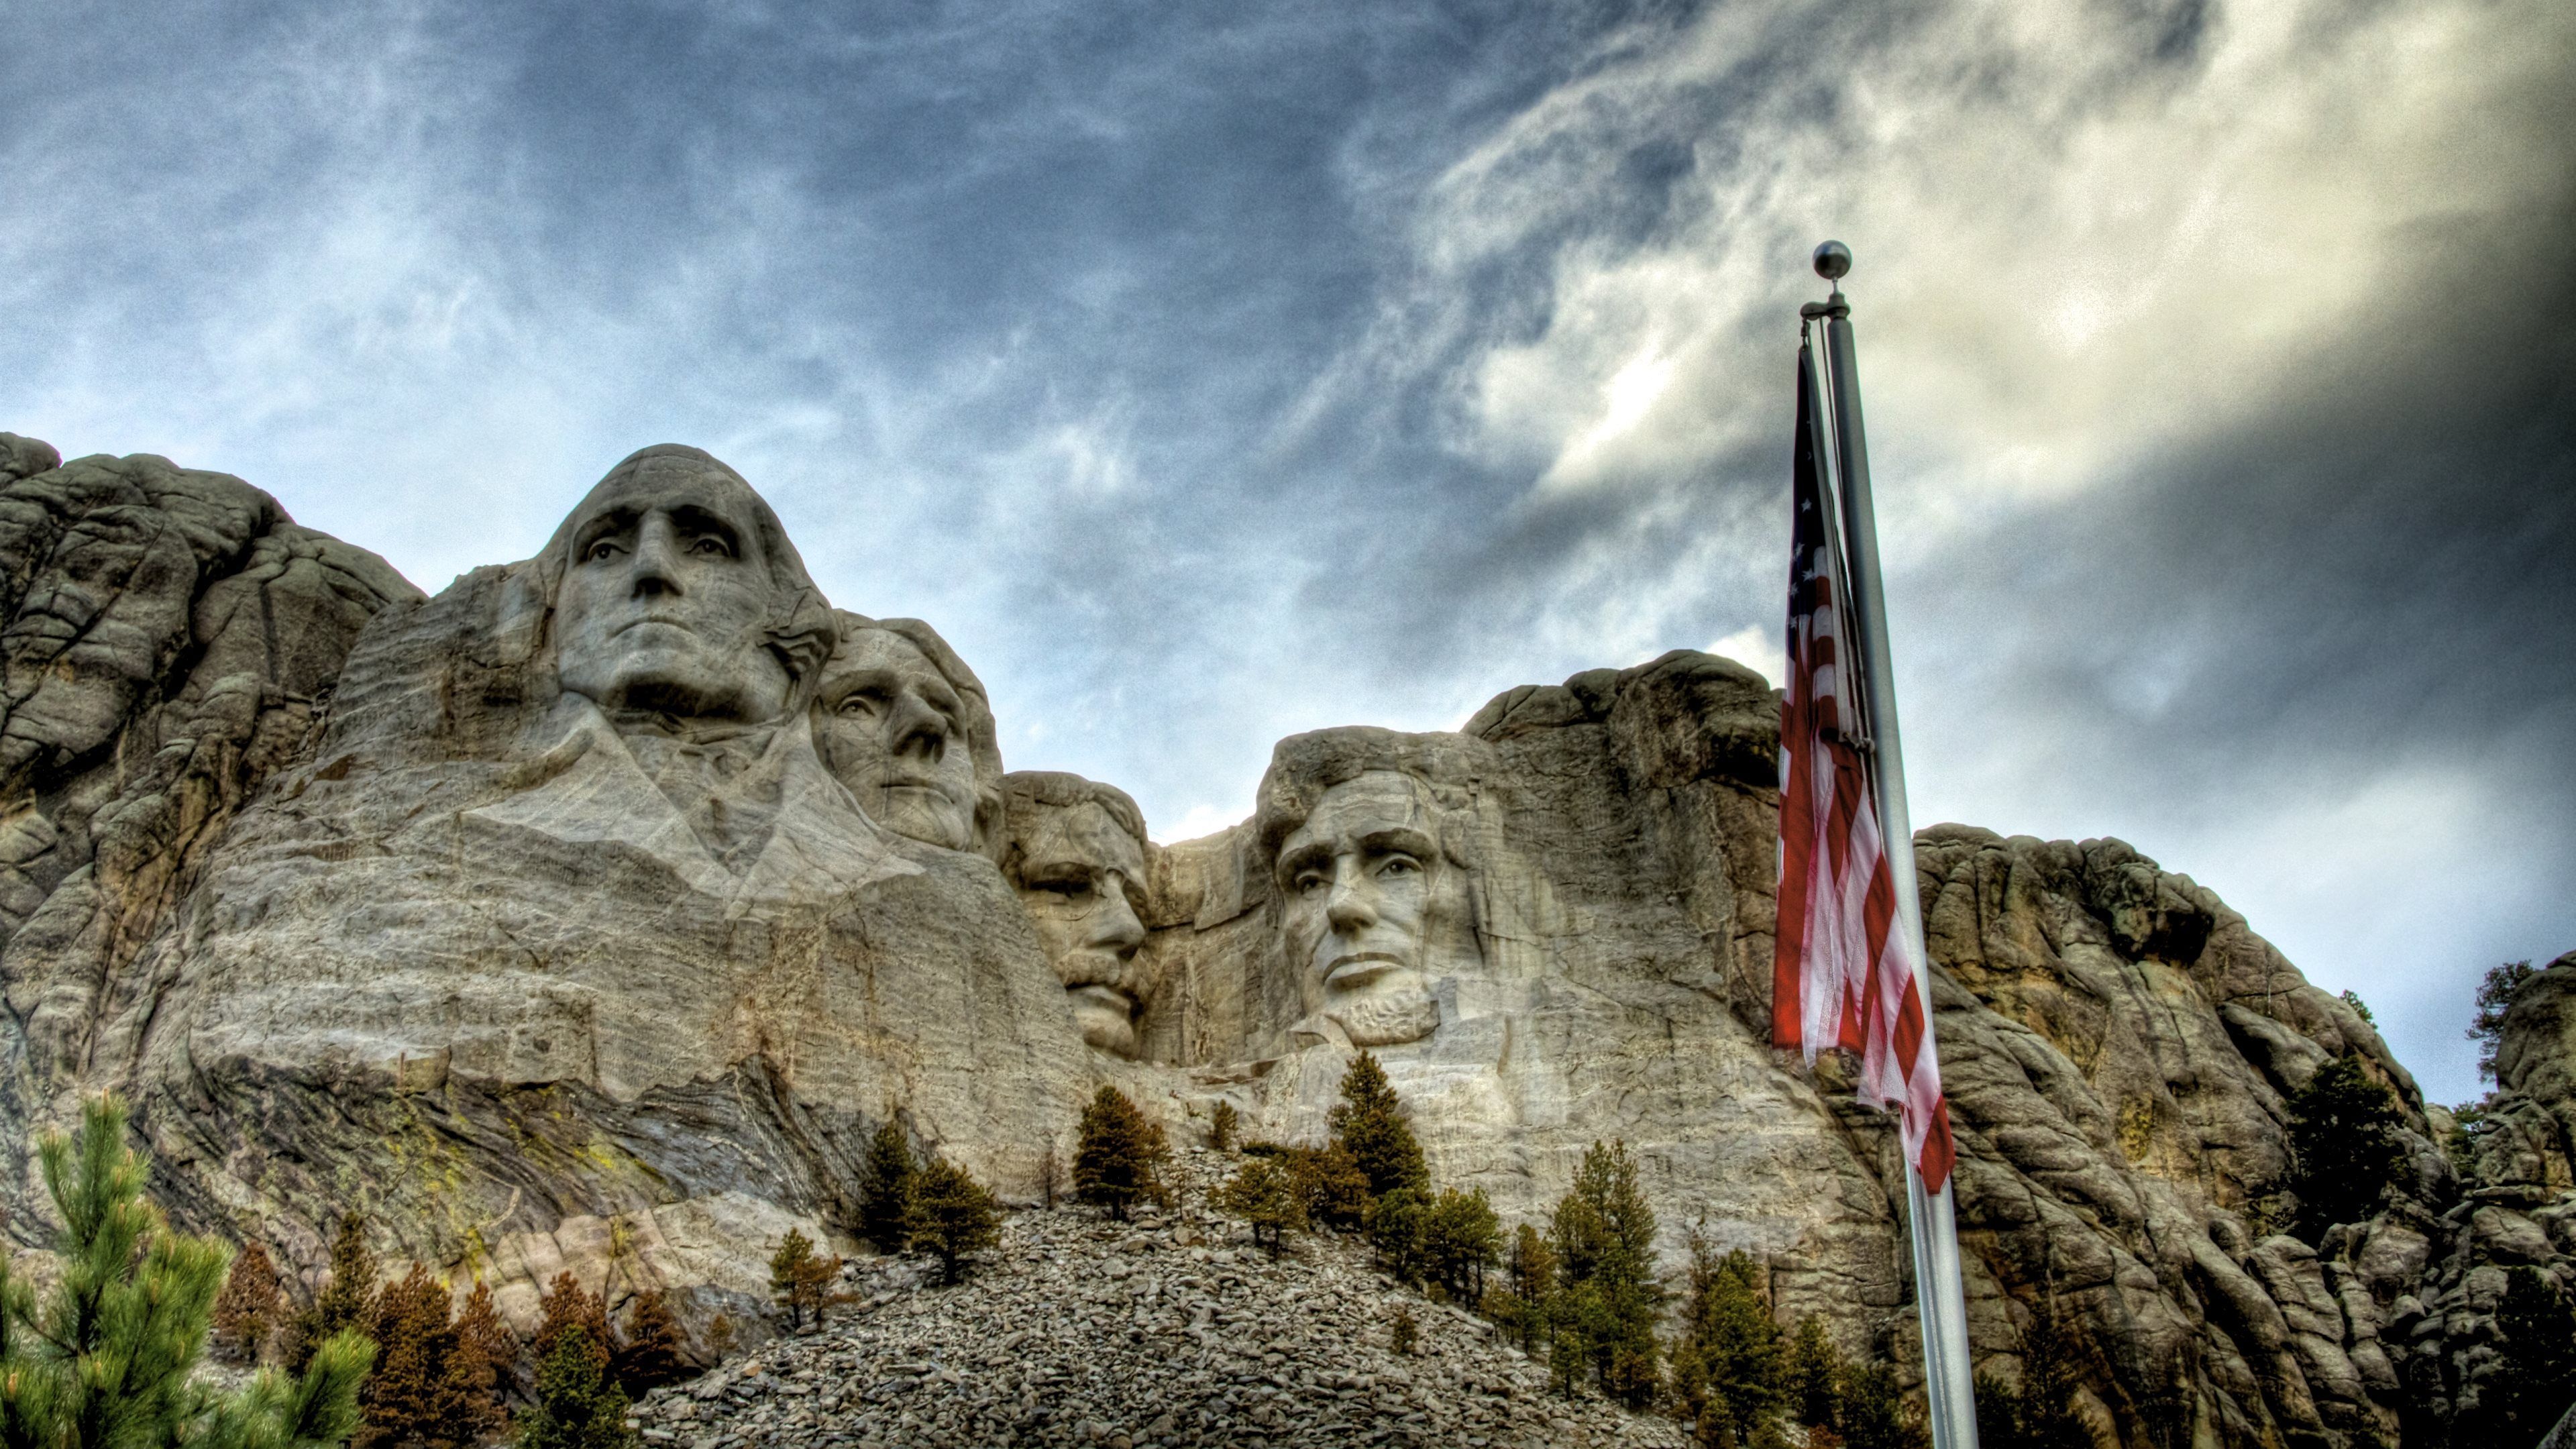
xmin=639 ymin=1151 xmax=1683 ymax=1449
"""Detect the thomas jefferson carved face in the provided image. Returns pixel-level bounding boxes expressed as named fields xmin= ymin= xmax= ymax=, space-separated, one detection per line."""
xmin=814 ymin=628 xmax=981 ymax=851
xmin=1276 ymin=771 xmax=1449 ymax=1047
xmin=1011 ymin=798 xmax=1150 ymax=1056
xmin=553 ymin=458 xmax=793 ymax=722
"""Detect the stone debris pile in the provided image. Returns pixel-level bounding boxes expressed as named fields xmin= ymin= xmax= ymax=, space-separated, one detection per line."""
xmin=634 ymin=1154 xmax=1685 ymax=1449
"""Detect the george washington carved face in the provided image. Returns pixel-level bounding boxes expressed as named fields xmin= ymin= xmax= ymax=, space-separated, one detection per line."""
xmin=549 ymin=450 xmax=818 ymax=724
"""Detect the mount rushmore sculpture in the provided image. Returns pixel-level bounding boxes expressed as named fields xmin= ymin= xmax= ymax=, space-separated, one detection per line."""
xmin=1 ymin=434 xmax=2553 ymax=1448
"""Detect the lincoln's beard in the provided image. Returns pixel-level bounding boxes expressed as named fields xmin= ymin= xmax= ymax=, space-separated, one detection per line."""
xmin=1326 ymin=978 xmax=1439 ymax=1047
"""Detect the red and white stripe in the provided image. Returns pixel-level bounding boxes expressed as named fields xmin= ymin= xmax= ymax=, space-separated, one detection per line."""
xmin=1772 ymin=345 xmax=1956 ymax=1194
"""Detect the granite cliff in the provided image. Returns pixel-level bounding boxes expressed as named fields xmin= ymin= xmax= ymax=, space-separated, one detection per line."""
xmin=0 ymin=433 xmax=2563 ymax=1448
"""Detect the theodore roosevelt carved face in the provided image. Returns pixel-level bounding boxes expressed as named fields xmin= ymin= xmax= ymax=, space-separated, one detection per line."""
xmin=1273 ymin=770 xmax=1452 ymax=1048
xmin=1002 ymin=773 xmax=1153 ymax=1057
xmin=549 ymin=449 xmax=816 ymax=724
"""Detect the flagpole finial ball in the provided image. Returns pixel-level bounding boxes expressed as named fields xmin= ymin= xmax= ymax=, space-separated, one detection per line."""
xmin=1813 ymin=241 xmax=1851 ymax=281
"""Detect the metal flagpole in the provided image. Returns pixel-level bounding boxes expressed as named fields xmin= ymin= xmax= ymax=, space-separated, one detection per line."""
xmin=1801 ymin=240 xmax=1982 ymax=1449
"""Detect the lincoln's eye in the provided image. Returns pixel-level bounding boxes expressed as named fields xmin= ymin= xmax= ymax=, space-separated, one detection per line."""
xmin=1378 ymin=855 xmax=1421 ymax=877
xmin=1295 ymin=870 xmax=1328 ymax=895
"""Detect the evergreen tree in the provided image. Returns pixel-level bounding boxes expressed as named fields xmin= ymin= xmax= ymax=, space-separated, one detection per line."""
xmin=908 ymin=1157 xmax=1002 ymax=1284
xmin=1208 ymin=1101 xmax=1238 ymax=1152
xmin=1669 ymin=1242 xmax=1780 ymax=1442
xmin=1284 ymin=1144 xmax=1371 ymax=1232
xmin=1784 ymin=1316 xmax=1843 ymax=1429
xmin=357 ymin=1265 xmax=471 ymax=1449
xmin=2006 ymin=1289 xmax=2100 ymax=1449
xmin=1365 ymin=1187 xmax=1430 ymax=1284
xmin=449 ymin=1282 xmax=513 ymax=1442
xmin=1974 ymin=1371 xmax=2032 ymax=1449
xmin=1073 ymin=1085 xmax=1170 ymax=1222
xmin=764 ymin=1233 xmax=838 ymax=1332
xmin=1421 ymin=1188 xmax=1502 ymax=1304
xmin=0 ymin=1095 xmax=374 ymax=1449
xmin=1837 ymin=1360 xmax=1928 ymax=1449
xmin=2469 ymin=960 xmax=2535 ymax=1083
xmin=1389 ymin=1304 xmax=1418 ymax=1356
xmin=2286 ymin=1055 xmax=2410 ymax=1240
xmin=1212 ymin=1157 xmax=1305 ymax=1256
xmin=213 ymin=1242 xmax=286 ymax=1366
xmin=1488 ymin=1224 xmax=1557 ymax=1355
xmin=855 ymin=1121 xmax=917 ymax=1256
xmin=2463 ymin=1266 xmax=2576 ymax=1440
xmin=515 ymin=1326 xmax=632 ymax=1449
xmin=1326 ymin=1052 xmax=1428 ymax=1199
xmin=290 ymin=1215 xmax=383 ymax=1374
xmin=611 ymin=1291 xmax=687 ymax=1395
xmin=1546 ymin=1141 xmax=1662 ymax=1407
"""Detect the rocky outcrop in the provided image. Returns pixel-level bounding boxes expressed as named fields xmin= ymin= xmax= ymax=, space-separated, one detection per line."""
xmin=3 ymin=433 xmax=2555 ymax=1447
xmin=2398 ymin=951 xmax=2576 ymax=1440
xmin=0 ymin=433 xmax=418 ymax=1166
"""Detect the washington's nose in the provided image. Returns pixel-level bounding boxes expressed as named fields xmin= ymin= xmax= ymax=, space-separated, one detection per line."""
xmin=888 ymin=692 xmax=948 ymax=760
xmin=628 ymin=515 xmax=684 ymax=596
xmin=1324 ymin=867 xmax=1375 ymax=932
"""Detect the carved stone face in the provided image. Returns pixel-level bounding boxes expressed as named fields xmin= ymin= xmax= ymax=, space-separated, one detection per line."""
xmin=1012 ymin=800 xmax=1150 ymax=1056
xmin=553 ymin=459 xmax=792 ymax=722
xmin=1277 ymin=771 xmax=1448 ymax=1047
xmin=814 ymin=629 xmax=981 ymax=851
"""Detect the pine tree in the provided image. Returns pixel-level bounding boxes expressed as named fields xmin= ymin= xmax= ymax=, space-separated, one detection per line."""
xmin=1209 ymin=1101 xmax=1238 ymax=1152
xmin=2463 ymin=1266 xmax=2576 ymax=1440
xmin=1389 ymin=1304 xmax=1418 ymax=1356
xmin=2007 ymin=1289 xmax=2100 ymax=1449
xmin=449 ymin=1282 xmax=513 ymax=1442
xmin=290 ymin=1215 xmax=383 ymax=1374
xmin=1285 ymin=1144 xmax=1371 ymax=1232
xmin=1366 ymin=1187 xmax=1430 ymax=1283
xmin=213 ymin=1242 xmax=286 ymax=1366
xmin=1073 ymin=1085 xmax=1170 ymax=1222
xmin=909 ymin=1157 xmax=1002 ymax=1284
xmin=1837 ymin=1360 xmax=1928 ymax=1449
xmin=358 ymin=1265 xmax=466 ymax=1449
xmin=0 ymin=1095 xmax=374 ymax=1449
xmin=1670 ymin=1242 xmax=1780 ymax=1440
xmin=1548 ymin=1140 xmax=1663 ymax=1407
xmin=856 ymin=1120 xmax=917 ymax=1256
xmin=515 ymin=1326 xmax=633 ymax=1449
xmin=2469 ymin=960 xmax=2535 ymax=1083
xmin=1784 ymin=1317 xmax=1843 ymax=1429
xmin=1421 ymin=1188 xmax=1501 ymax=1303
xmin=1327 ymin=1052 xmax=1428 ymax=1199
xmin=612 ymin=1291 xmax=687 ymax=1395
xmin=1486 ymin=1224 xmax=1557 ymax=1354
xmin=1212 ymin=1156 xmax=1305 ymax=1256
xmin=2286 ymin=1055 xmax=2410 ymax=1240
xmin=764 ymin=1232 xmax=839 ymax=1332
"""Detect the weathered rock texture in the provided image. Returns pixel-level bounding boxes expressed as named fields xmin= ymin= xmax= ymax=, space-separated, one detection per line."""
xmin=1 ymin=433 xmax=2561 ymax=1448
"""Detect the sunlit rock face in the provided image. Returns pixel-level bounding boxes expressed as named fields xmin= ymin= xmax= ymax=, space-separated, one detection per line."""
xmin=1 ymin=441 xmax=1083 ymax=1336
xmin=0 ymin=431 xmax=2533 ymax=1443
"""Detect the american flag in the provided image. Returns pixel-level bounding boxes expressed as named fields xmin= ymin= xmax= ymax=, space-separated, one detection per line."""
xmin=1772 ymin=342 xmax=1957 ymax=1194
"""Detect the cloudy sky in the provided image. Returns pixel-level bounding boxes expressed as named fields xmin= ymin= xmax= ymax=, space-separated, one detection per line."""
xmin=6 ymin=0 xmax=2569 ymax=1104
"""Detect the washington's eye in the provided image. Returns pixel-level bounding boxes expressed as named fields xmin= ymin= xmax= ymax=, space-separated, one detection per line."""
xmin=688 ymin=535 xmax=732 ymax=557
xmin=839 ymin=690 xmax=888 ymax=716
xmin=585 ymin=539 xmax=621 ymax=563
